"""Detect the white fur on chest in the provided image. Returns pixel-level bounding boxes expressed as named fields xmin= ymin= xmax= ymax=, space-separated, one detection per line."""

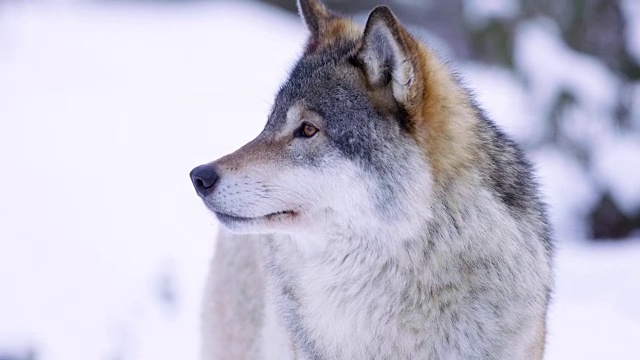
xmin=260 ymin=188 xmax=550 ymax=360
xmin=265 ymin=233 xmax=437 ymax=359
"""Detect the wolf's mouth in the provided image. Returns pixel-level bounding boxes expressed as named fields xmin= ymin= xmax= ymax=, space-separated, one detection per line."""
xmin=214 ymin=210 xmax=297 ymax=223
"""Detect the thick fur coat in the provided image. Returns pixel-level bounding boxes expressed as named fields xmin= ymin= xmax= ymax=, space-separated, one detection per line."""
xmin=192 ymin=1 xmax=554 ymax=359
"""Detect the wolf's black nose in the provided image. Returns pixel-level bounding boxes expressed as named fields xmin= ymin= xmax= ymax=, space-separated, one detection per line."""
xmin=190 ymin=164 xmax=219 ymax=198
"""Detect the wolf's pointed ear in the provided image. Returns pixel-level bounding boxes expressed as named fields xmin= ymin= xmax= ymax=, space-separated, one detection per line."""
xmin=297 ymin=0 xmax=330 ymax=35
xmin=356 ymin=6 xmax=421 ymax=107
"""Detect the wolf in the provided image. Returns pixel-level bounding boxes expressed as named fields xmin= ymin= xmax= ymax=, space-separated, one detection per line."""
xmin=190 ymin=0 xmax=553 ymax=359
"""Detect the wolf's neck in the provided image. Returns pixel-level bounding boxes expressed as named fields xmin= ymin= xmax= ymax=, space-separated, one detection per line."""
xmin=261 ymin=184 xmax=506 ymax=357
xmin=263 ymin=181 xmax=479 ymax=292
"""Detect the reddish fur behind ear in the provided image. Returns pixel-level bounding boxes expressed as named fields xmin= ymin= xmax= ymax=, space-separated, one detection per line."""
xmin=357 ymin=7 xmax=479 ymax=186
xmin=310 ymin=18 xmax=361 ymax=54
xmin=410 ymin=43 xmax=480 ymax=187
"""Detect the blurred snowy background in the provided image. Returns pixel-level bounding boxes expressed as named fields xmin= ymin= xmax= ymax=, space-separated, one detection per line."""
xmin=0 ymin=0 xmax=639 ymax=359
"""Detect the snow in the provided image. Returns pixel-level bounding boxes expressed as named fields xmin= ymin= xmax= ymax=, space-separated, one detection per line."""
xmin=622 ymin=0 xmax=640 ymax=64
xmin=532 ymin=147 xmax=599 ymax=239
xmin=462 ymin=63 xmax=545 ymax=146
xmin=463 ymin=0 xmax=520 ymax=24
xmin=514 ymin=18 xmax=619 ymax=120
xmin=547 ymin=241 xmax=640 ymax=359
xmin=592 ymin=135 xmax=640 ymax=215
xmin=0 ymin=1 xmax=638 ymax=359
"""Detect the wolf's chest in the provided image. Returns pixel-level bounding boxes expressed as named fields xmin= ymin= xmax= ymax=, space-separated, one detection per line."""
xmin=264 ymin=241 xmax=448 ymax=359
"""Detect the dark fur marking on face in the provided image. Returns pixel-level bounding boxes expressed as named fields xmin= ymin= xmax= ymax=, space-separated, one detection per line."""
xmin=264 ymin=37 xmax=420 ymax=221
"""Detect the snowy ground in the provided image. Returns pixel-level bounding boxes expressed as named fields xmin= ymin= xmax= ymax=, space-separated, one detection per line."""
xmin=0 ymin=1 xmax=638 ymax=359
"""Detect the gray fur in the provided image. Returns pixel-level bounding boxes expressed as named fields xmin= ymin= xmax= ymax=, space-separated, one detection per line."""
xmin=195 ymin=1 xmax=553 ymax=359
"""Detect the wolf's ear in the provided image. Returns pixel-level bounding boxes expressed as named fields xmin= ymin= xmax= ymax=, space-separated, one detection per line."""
xmin=297 ymin=0 xmax=330 ymax=35
xmin=356 ymin=6 xmax=421 ymax=107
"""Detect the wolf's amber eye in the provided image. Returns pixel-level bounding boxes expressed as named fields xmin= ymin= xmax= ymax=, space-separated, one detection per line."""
xmin=298 ymin=122 xmax=318 ymax=138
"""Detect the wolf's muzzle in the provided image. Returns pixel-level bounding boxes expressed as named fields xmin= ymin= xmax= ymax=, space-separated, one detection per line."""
xmin=190 ymin=164 xmax=219 ymax=198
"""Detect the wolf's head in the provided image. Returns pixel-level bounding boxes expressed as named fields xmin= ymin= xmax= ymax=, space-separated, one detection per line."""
xmin=191 ymin=0 xmax=476 ymax=239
